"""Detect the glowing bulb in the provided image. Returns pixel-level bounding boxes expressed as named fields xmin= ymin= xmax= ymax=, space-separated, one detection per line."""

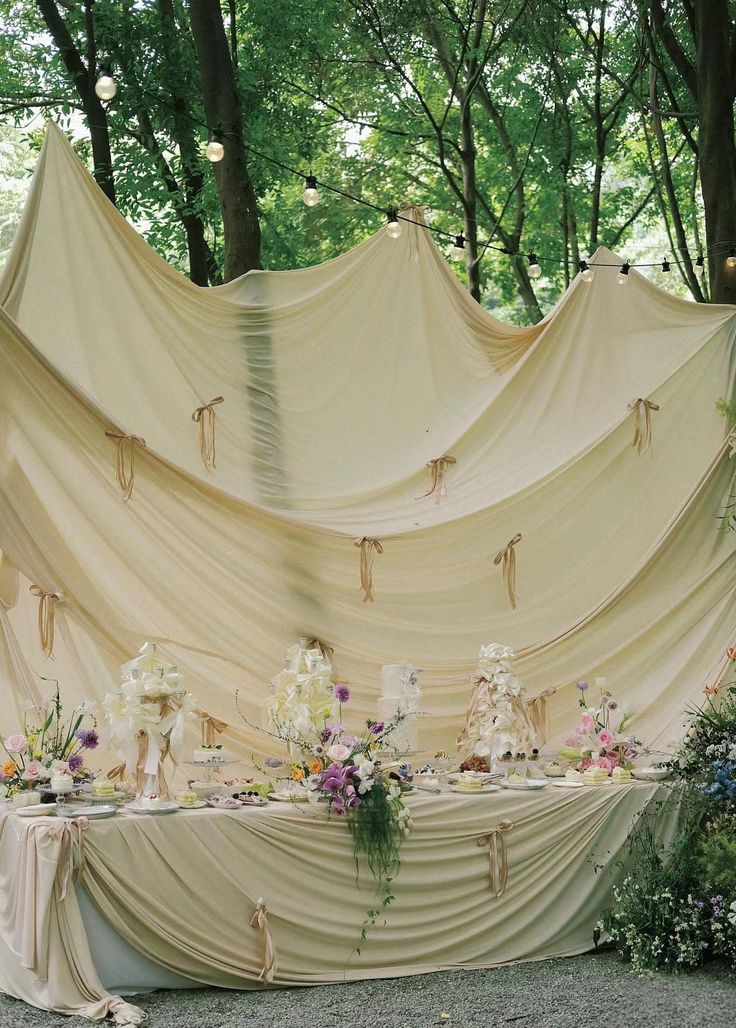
xmin=302 ymin=175 xmax=320 ymax=207
xmin=579 ymin=260 xmax=594 ymax=282
xmin=527 ymin=252 xmax=541 ymax=279
xmin=450 ymin=234 xmax=466 ymax=260
xmin=694 ymin=255 xmax=704 ymax=277
xmin=661 ymin=259 xmax=671 ymax=273
xmin=617 ymin=261 xmax=630 ymax=285
xmin=727 ymin=251 xmax=736 ymax=268
xmin=386 ymin=210 xmax=402 ymax=238
xmin=206 ymin=135 xmax=224 ymax=163
xmin=95 ymin=69 xmax=117 ymax=101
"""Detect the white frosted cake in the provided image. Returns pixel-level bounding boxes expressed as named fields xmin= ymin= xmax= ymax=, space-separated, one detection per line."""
xmin=377 ymin=663 xmax=421 ymax=754
xmin=193 ymin=746 xmax=229 ymax=765
xmin=139 ymin=794 xmax=171 ymax=809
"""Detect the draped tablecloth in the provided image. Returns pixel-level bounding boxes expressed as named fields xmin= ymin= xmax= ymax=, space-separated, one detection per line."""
xmin=0 ymin=783 xmax=678 ymax=1021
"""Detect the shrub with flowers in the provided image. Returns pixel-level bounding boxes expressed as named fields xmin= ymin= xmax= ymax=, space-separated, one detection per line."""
xmin=559 ymin=679 xmax=639 ymax=774
xmin=0 ymin=686 xmax=98 ymax=796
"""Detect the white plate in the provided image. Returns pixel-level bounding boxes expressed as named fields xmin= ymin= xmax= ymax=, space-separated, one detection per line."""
xmin=124 ymin=801 xmax=179 ymax=815
xmin=65 ymin=805 xmax=117 ymax=819
xmin=269 ymin=792 xmax=309 ymax=803
xmin=550 ymin=779 xmax=584 ymax=789
xmin=449 ymin=784 xmax=501 ymax=794
xmin=501 ymin=779 xmax=548 ymax=790
xmin=631 ymin=768 xmax=671 ymax=781
xmin=177 ymin=800 xmax=208 ymax=809
xmin=205 ymin=798 xmax=243 ymax=809
xmin=448 ymin=771 xmax=496 ymax=782
xmin=13 ymin=803 xmax=57 ymax=817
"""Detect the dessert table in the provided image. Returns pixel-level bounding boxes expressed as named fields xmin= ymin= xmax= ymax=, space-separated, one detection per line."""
xmin=0 ymin=782 xmax=678 ymax=1023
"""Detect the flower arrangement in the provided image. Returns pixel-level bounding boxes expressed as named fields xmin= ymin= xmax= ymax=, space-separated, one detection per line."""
xmin=0 ymin=685 xmax=98 ymax=796
xmin=559 ymin=678 xmax=639 ymax=774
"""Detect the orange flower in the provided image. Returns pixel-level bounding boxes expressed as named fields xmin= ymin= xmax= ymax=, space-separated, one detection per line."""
xmin=3 ymin=761 xmax=16 ymax=777
xmin=703 ymin=683 xmax=721 ymax=696
xmin=292 ymin=767 xmax=304 ymax=782
xmin=309 ymin=759 xmax=322 ymax=774
xmin=727 ymin=648 xmax=736 ymax=661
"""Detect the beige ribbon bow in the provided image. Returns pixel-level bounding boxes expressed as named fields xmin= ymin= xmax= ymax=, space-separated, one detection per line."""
xmin=191 ymin=396 xmax=224 ymax=472
xmin=29 ymin=585 xmax=63 ymax=658
xmin=195 ymin=708 xmax=229 ymax=747
xmin=628 ymin=398 xmax=660 ymax=455
xmin=419 ymin=455 xmax=456 ymax=504
xmin=105 ymin=431 xmax=147 ymax=501
xmin=47 ymin=818 xmax=88 ymax=900
xmin=493 ymin=533 xmax=523 ymax=610
xmin=354 ymin=537 xmax=384 ymax=603
xmin=250 ymin=897 xmax=276 ymax=984
xmin=477 ymin=819 xmax=515 ymax=898
xmin=106 ymin=763 xmax=127 ymax=785
xmin=526 ymin=688 xmax=557 ymax=748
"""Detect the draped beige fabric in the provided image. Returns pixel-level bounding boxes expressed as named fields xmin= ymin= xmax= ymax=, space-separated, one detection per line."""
xmin=0 ymin=123 xmax=734 ymax=762
xmin=0 ymin=785 xmax=676 ymax=1019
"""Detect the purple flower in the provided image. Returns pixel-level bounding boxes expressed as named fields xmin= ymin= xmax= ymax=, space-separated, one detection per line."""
xmin=322 ymin=723 xmax=345 ymax=742
xmin=333 ymin=683 xmax=350 ymax=704
xmin=368 ymin=721 xmax=384 ymax=735
xmin=74 ymin=729 xmax=99 ymax=750
xmin=331 ymin=795 xmax=346 ymax=816
xmin=342 ymin=734 xmax=358 ymax=748
xmin=576 ymin=681 xmax=589 ymax=692
xmin=68 ymin=754 xmax=84 ymax=773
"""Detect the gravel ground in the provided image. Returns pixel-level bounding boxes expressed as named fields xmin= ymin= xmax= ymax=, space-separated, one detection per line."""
xmin=1 ymin=952 xmax=734 ymax=1028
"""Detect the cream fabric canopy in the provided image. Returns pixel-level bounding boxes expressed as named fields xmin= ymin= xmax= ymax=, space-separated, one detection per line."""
xmin=0 ymin=121 xmax=735 ymax=760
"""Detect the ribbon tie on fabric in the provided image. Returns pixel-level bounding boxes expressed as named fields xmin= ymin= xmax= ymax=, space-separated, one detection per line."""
xmin=105 ymin=432 xmax=147 ymax=501
xmin=477 ymin=819 xmax=515 ymax=898
xmin=47 ymin=817 xmax=88 ymax=900
xmin=250 ymin=897 xmax=276 ymax=984
xmin=106 ymin=762 xmax=127 ymax=785
xmin=526 ymin=688 xmax=557 ymax=747
xmin=195 ymin=708 xmax=229 ymax=747
xmin=419 ymin=455 xmax=456 ymax=504
xmin=628 ymin=398 xmax=660 ymax=456
xmin=29 ymin=585 xmax=63 ymax=658
xmin=191 ymin=396 xmax=224 ymax=472
xmin=493 ymin=533 xmax=523 ymax=610
xmin=305 ymin=637 xmax=334 ymax=662
xmin=354 ymin=537 xmax=384 ymax=603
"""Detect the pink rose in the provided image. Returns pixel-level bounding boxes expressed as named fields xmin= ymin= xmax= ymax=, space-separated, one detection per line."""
xmin=577 ymin=715 xmax=595 ymax=733
xmin=326 ymin=744 xmax=351 ymax=762
xmin=579 ymin=758 xmax=593 ymax=771
xmin=4 ymin=734 xmax=28 ymax=755
xmin=594 ymin=757 xmax=614 ymax=774
xmin=598 ymin=729 xmax=615 ymax=747
xmin=22 ymin=759 xmax=46 ymax=781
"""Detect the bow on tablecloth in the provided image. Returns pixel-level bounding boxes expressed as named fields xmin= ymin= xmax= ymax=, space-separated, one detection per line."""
xmin=250 ymin=897 xmax=276 ymax=984
xmin=477 ymin=819 xmax=515 ymax=898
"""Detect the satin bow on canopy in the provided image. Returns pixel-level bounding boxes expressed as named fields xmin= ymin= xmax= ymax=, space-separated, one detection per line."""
xmin=105 ymin=431 xmax=147 ymax=501
xmin=29 ymin=585 xmax=63 ymax=658
xmin=477 ymin=819 xmax=515 ymax=898
xmin=628 ymin=398 xmax=660 ymax=455
xmin=493 ymin=533 xmax=523 ymax=609
xmin=354 ymin=537 xmax=384 ymax=603
xmin=418 ymin=454 xmax=456 ymax=504
xmin=191 ymin=396 xmax=224 ymax=471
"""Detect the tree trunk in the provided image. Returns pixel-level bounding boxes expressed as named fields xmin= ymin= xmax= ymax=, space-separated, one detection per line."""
xmin=35 ymin=0 xmax=116 ymax=204
xmin=459 ymin=91 xmax=481 ymax=302
xmin=695 ymin=0 xmax=736 ymax=303
xmin=188 ymin=0 xmax=261 ymax=281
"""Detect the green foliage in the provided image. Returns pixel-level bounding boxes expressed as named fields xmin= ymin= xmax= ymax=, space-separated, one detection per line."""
xmin=349 ymin=776 xmax=402 ymax=884
xmin=694 ymin=826 xmax=736 ymax=899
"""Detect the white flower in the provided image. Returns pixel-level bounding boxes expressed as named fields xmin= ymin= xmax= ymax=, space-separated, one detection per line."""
xmin=728 ymin=902 xmax=736 ymax=927
xmin=327 ymin=743 xmax=351 ymax=762
xmin=357 ymin=777 xmax=374 ymax=795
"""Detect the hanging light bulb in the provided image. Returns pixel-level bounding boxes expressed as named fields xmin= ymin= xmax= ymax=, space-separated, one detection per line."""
xmin=450 ymin=233 xmax=466 ymax=260
xmin=527 ymin=252 xmax=542 ymax=279
xmin=205 ymin=131 xmax=225 ymax=163
xmin=386 ymin=209 xmax=402 ymax=239
xmin=694 ymin=255 xmax=705 ymax=278
xmin=95 ymin=67 xmax=117 ymax=101
xmin=579 ymin=259 xmax=594 ymax=283
xmin=661 ymin=258 xmax=671 ymax=273
xmin=617 ymin=261 xmax=631 ymax=285
xmin=302 ymin=175 xmax=320 ymax=207
xmin=727 ymin=250 xmax=736 ymax=268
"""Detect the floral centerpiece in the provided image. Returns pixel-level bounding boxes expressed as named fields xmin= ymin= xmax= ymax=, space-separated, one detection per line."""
xmin=1 ymin=685 xmax=98 ymax=797
xmin=559 ymin=678 xmax=639 ymax=773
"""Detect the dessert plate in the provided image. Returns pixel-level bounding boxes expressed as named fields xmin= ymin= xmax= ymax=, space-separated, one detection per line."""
xmin=177 ymin=800 xmax=208 ymax=809
xmin=449 ymin=784 xmax=501 ymax=794
xmin=269 ymin=791 xmax=310 ymax=802
xmin=631 ymin=768 xmax=671 ymax=781
xmin=65 ymin=805 xmax=117 ymax=819
xmin=124 ymin=801 xmax=179 ymax=815
xmin=550 ymin=779 xmax=584 ymax=789
xmin=13 ymin=803 xmax=58 ymax=817
xmin=501 ymin=779 xmax=548 ymax=790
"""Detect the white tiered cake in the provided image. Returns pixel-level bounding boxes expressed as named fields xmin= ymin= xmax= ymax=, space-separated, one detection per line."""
xmin=377 ymin=663 xmax=421 ymax=754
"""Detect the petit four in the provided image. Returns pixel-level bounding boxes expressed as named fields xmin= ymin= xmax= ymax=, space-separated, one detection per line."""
xmin=91 ymin=779 xmax=115 ymax=798
xmin=176 ymin=790 xmax=199 ymax=807
xmin=582 ymin=766 xmax=609 ymax=787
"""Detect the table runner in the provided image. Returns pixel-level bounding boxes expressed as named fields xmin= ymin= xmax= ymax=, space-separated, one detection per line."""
xmin=0 ymin=783 xmax=677 ymax=1020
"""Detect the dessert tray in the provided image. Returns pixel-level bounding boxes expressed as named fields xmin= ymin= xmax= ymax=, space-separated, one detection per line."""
xmin=449 ymin=783 xmax=501 ymax=794
xmin=550 ymin=779 xmax=584 ymax=789
xmin=206 ymin=796 xmax=242 ymax=809
xmin=177 ymin=800 xmax=208 ymax=809
xmin=13 ymin=803 xmax=58 ymax=817
xmin=631 ymin=767 xmax=671 ymax=781
xmin=124 ymin=800 xmax=179 ymax=815
xmin=500 ymin=779 xmax=548 ymax=790
xmin=65 ymin=805 xmax=117 ymax=819
xmin=269 ymin=791 xmax=310 ymax=802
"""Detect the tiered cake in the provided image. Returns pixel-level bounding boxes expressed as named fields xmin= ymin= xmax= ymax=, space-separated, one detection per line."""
xmin=457 ymin=644 xmax=538 ymax=764
xmin=266 ymin=639 xmax=336 ymax=739
xmin=377 ymin=663 xmax=422 ymax=754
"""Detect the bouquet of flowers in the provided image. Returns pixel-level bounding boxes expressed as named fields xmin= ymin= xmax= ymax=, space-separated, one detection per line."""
xmin=0 ymin=685 xmax=98 ymax=796
xmin=559 ymin=678 xmax=639 ymax=773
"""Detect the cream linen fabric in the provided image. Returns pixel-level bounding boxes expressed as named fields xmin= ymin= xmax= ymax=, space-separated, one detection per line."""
xmin=0 ymin=123 xmax=734 ymax=762
xmin=0 ymin=784 xmax=675 ymax=1019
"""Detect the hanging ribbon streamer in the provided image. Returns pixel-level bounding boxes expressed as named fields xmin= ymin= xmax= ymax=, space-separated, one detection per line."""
xmin=493 ymin=533 xmax=523 ymax=610
xmin=29 ymin=585 xmax=63 ymax=658
xmin=250 ymin=897 xmax=276 ymax=984
xmin=195 ymin=707 xmax=229 ymax=747
xmin=526 ymin=688 xmax=557 ymax=747
xmin=105 ymin=431 xmax=147 ymax=501
xmin=106 ymin=763 xmax=127 ymax=785
xmin=191 ymin=396 xmax=224 ymax=472
xmin=48 ymin=818 xmax=88 ymax=900
xmin=628 ymin=398 xmax=660 ymax=455
xmin=477 ymin=819 xmax=515 ymax=898
xmin=456 ymin=674 xmax=489 ymax=750
xmin=418 ymin=454 xmax=457 ymax=504
xmin=354 ymin=537 xmax=384 ymax=603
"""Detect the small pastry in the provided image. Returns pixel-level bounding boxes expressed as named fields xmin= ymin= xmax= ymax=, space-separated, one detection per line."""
xmin=582 ymin=766 xmax=609 ymax=786
xmin=565 ymin=768 xmax=583 ymax=783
